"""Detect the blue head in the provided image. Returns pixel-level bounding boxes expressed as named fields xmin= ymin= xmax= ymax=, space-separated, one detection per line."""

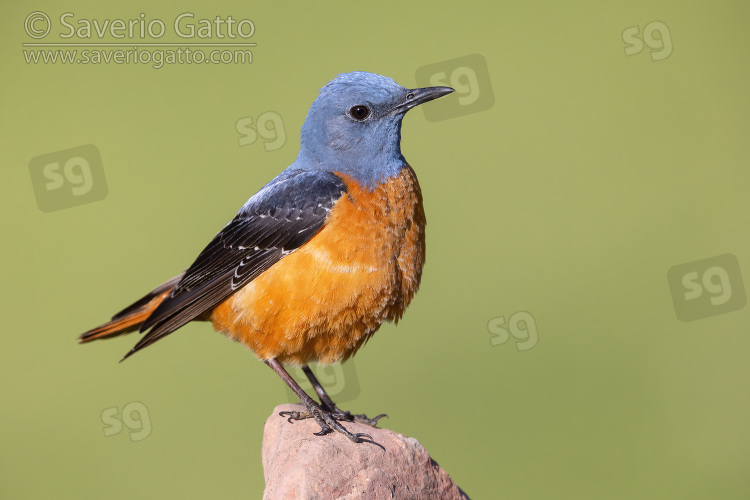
xmin=291 ymin=72 xmax=453 ymax=188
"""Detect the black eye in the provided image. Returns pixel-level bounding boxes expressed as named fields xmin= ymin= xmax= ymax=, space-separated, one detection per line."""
xmin=349 ymin=105 xmax=370 ymax=120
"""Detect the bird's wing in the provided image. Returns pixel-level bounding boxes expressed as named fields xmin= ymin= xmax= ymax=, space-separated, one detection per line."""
xmin=122 ymin=169 xmax=348 ymax=360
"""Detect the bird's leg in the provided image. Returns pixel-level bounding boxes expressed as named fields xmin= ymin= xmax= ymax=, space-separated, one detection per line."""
xmin=264 ymin=358 xmax=374 ymax=443
xmin=302 ymin=364 xmax=387 ymax=427
xmin=301 ymin=365 xmax=338 ymax=412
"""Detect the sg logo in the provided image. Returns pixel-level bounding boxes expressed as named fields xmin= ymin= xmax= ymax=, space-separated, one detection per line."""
xmin=415 ymin=53 xmax=494 ymax=121
xmin=28 ymin=144 xmax=107 ymax=212
xmin=668 ymin=254 xmax=746 ymax=322
xmin=236 ymin=111 xmax=286 ymax=151
xmin=488 ymin=311 xmax=539 ymax=351
xmin=284 ymin=362 xmax=360 ymax=406
xmin=622 ymin=21 xmax=673 ymax=61
xmin=101 ymin=401 xmax=152 ymax=442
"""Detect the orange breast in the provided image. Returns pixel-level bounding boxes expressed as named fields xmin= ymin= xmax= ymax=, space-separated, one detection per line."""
xmin=209 ymin=165 xmax=426 ymax=365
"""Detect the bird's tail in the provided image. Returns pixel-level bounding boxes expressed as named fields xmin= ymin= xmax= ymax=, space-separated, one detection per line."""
xmin=78 ymin=273 xmax=184 ymax=343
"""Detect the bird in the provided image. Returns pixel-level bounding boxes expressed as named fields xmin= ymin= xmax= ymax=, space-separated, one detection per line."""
xmin=78 ymin=72 xmax=454 ymax=442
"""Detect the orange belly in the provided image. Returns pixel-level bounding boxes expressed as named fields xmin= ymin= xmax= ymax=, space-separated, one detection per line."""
xmin=209 ymin=165 xmax=426 ymax=365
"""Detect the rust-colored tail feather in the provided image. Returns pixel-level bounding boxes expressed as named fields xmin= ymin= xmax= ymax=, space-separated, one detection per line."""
xmin=78 ymin=290 xmax=171 ymax=342
xmin=78 ymin=273 xmax=184 ymax=344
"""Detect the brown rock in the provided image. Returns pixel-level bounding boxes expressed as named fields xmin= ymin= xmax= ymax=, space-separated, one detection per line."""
xmin=262 ymin=404 xmax=470 ymax=500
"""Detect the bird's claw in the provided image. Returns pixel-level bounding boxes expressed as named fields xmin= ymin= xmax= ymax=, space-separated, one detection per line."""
xmin=278 ymin=405 xmax=380 ymax=443
xmin=352 ymin=412 xmax=388 ymax=427
xmin=279 ymin=410 xmax=311 ymax=423
xmin=329 ymin=410 xmax=388 ymax=427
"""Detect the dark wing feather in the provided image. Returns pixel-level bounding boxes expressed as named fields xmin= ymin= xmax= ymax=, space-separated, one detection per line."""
xmin=121 ymin=169 xmax=347 ymax=360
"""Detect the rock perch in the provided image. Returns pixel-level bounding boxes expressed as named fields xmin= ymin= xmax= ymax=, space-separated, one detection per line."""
xmin=263 ymin=404 xmax=470 ymax=499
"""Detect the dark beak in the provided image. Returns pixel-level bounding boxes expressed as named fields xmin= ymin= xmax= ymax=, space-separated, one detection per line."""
xmin=392 ymin=86 xmax=454 ymax=113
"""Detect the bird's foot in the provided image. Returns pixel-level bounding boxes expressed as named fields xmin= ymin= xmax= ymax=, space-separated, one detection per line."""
xmin=328 ymin=410 xmax=388 ymax=427
xmin=279 ymin=403 xmax=377 ymax=443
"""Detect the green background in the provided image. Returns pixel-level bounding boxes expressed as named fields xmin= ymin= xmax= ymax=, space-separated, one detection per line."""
xmin=3 ymin=1 xmax=749 ymax=498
